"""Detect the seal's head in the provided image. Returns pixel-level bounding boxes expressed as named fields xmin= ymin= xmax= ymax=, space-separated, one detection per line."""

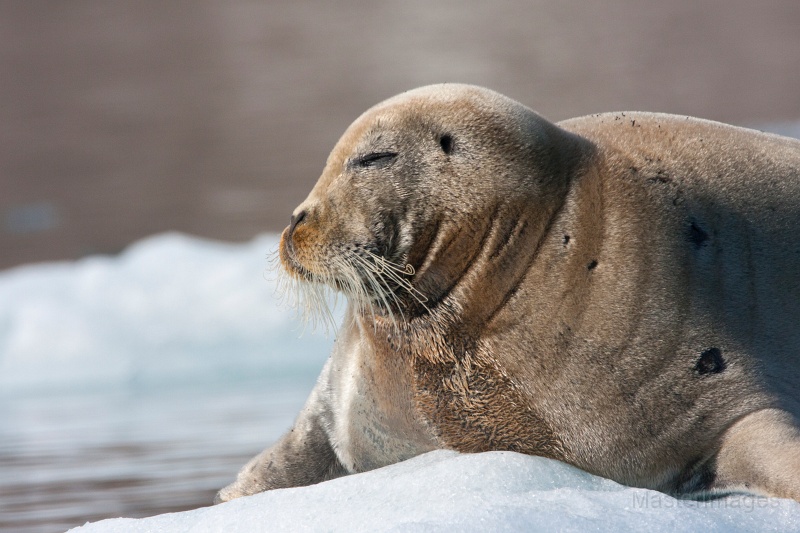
xmin=279 ymin=84 xmax=582 ymax=323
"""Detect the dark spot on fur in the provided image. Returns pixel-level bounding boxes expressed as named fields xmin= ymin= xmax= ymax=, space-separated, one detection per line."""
xmin=587 ymin=260 xmax=598 ymax=270
xmin=439 ymin=134 xmax=453 ymax=155
xmin=563 ymin=235 xmax=570 ymax=245
xmin=694 ymin=347 xmax=726 ymax=375
xmin=688 ymin=221 xmax=709 ymax=248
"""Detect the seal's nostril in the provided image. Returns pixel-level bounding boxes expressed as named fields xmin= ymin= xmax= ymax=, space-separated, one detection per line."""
xmin=289 ymin=210 xmax=307 ymax=234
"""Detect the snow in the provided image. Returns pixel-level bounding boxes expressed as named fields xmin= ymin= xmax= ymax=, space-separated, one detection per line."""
xmin=2 ymin=223 xmax=799 ymax=530
xmin=68 ymin=450 xmax=799 ymax=533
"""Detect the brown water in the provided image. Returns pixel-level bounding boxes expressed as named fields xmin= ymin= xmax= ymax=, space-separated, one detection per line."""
xmin=0 ymin=379 xmax=314 ymax=533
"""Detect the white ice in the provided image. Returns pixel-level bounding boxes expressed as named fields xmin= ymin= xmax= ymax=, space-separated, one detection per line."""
xmin=0 ymin=233 xmax=332 ymax=394
xmin=69 ymin=450 xmax=799 ymax=533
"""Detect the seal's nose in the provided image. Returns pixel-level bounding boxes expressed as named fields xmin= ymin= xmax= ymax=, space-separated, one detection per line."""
xmin=288 ymin=210 xmax=307 ymax=236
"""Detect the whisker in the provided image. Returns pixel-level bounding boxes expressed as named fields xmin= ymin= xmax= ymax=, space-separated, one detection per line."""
xmin=363 ymin=250 xmax=429 ymax=308
xmin=269 ymin=250 xmax=339 ymax=335
xmin=267 ymin=242 xmax=429 ymax=336
xmin=349 ymin=253 xmax=403 ymax=330
xmin=350 ymin=254 xmax=398 ymax=305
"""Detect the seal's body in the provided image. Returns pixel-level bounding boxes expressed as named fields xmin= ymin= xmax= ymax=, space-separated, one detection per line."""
xmin=216 ymin=85 xmax=800 ymax=503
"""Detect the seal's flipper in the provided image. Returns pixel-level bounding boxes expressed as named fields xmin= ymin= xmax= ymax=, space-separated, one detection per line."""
xmin=711 ymin=408 xmax=800 ymax=500
xmin=214 ymin=384 xmax=346 ymax=503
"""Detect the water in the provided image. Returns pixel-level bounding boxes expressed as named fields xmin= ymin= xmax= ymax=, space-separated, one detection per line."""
xmin=0 ymin=376 xmax=317 ymax=533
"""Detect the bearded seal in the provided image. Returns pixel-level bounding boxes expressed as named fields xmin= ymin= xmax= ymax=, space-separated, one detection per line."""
xmin=215 ymin=84 xmax=800 ymax=503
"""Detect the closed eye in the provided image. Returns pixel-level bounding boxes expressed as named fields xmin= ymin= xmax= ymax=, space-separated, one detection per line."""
xmin=355 ymin=152 xmax=398 ymax=168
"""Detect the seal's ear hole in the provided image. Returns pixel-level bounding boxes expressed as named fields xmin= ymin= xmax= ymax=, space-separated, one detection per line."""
xmin=439 ymin=134 xmax=454 ymax=155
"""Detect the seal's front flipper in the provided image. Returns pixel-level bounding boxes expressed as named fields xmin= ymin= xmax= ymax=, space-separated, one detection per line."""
xmin=214 ymin=385 xmax=346 ymax=503
xmin=710 ymin=408 xmax=800 ymax=500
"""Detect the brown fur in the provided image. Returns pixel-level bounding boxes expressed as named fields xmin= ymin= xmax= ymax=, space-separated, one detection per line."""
xmin=217 ymin=84 xmax=800 ymax=504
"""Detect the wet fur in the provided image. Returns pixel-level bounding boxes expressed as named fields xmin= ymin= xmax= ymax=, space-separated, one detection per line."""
xmin=216 ymin=85 xmax=800 ymax=503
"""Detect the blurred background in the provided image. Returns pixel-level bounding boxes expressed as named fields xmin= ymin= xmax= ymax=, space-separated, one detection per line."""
xmin=2 ymin=1 xmax=800 ymax=532
xmin=3 ymin=0 xmax=799 ymax=270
